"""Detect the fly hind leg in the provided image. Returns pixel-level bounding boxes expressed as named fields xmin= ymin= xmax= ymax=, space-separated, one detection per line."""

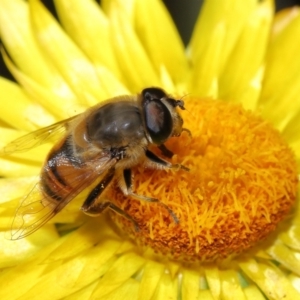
xmin=81 ymin=168 xmax=139 ymax=230
xmin=119 ymin=168 xmax=179 ymax=224
xmin=145 ymin=149 xmax=189 ymax=171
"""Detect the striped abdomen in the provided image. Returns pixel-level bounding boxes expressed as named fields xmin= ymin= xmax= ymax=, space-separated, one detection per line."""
xmin=40 ymin=137 xmax=88 ymax=208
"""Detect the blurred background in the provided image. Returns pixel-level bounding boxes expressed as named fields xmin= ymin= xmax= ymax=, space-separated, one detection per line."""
xmin=1 ymin=0 xmax=300 ymax=80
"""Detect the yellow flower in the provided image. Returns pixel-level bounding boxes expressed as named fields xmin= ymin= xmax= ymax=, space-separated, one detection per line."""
xmin=0 ymin=0 xmax=299 ymax=299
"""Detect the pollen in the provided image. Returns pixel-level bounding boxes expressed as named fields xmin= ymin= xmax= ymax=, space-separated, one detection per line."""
xmin=107 ymin=98 xmax=298 ymax=262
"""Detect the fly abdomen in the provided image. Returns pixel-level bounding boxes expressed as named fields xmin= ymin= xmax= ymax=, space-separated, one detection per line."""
xmin=40 ymin=137 xmax=82 ymax=205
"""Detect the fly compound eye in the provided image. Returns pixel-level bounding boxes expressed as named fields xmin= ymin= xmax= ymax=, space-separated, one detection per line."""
xmin=142 ymin=87 xmax=167 ymax=102
xmin=144 ymin=100 xmax=173 ymax=145
xmin=142 ymin=91 xmax=173 ymax=145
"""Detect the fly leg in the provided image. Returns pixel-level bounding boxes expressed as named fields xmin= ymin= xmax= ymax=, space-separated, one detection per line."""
xmin=158 ymin=127 xmax=192 ymax=158
xmin=145 ymin=149 xmax=189 ymax=171
xmin=158 ymin=144 xmax=174 ymax=158
xmin=81 ymin=168 xmax=139 ymax=230
xmin=119 ymin=168 xmax=179 ymax=224
xmin=81 ymin=168 xmax=115 ymax=215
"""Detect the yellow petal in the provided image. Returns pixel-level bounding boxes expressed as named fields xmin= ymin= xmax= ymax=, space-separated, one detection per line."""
xmin=181 ymin=269 xmax=201 ymax=299
xmin=135 ymin=0 xmax=189 ymax=88
xmin=239 ymin=259 xmax=300 ymax=299
xmin=188 ymin=21 xmax=225 ymax=97
xmin=138 ymin=261 xmax=165 ymax=300
xmin=189 ymin=0 xmax=256 ymax=61
xmin=289 ymin=274 xmax=300 ymax=294
xmin=19 ymin=240 xmax=119 ymax=299
xmin=0 ymin=227 xmax=58 ymax=269
xmin=54 ymin=0 xmax=129 ymax=97
xmin=44 ymin=219 xmax=121 ymax=262
xmin=259 ymin=10 xmax=300 ymax=129
xmin=0 ymin=78 xmax=54 ymax=130
xmin=108 ymin=0 xmax=161 ymax=91
xmin=63 ymin=281 xmax=98 ymax=300
xmin=54 ymin=0 xmax=121 ymax=78
xmin=0 ymin=235 xmax=66 ymax=299
xmin=197 ymin=289 xmax=214 ymax=300
xmin=219 ymin=0 xmax=273 ymax=110
xmin=0 ymin=129 xmax=48 ymax=178
xmin=91 ymin=252 xmax=145 ymax=298
xmin=279 ymin=223 xmax=300 ymax=251
xmin=101 ymin=278 xmax=139 ymax=300
xmin=189 ymin=0 xmax=256 ymax=97
xmin=0 ymin=177 xmax=37 ymax=230
xmin=2 ymin=50 xmax=80 ymax=119
xmin=0 ymin=128 xmax=51 ymax=164
xmin=29 ymin=0 xmax=110 ymax=104
xmin=94 ymin=66 xmax=130 ymax=98
xmin=205 ymin=267 xmax=221 ymax=299
xmin=0 ymin=176 xmax=37 ymax=205
xmin=282 ymin=109 xmax=300 ymax=144
xmin=243 ymin=285 xmax=266 ymax=300
xmin=152 ymin=272 xmax=178 ymax=300
xmin=0 ymin=157 xmax=40 ymax=178
xmin=0 ymin=263 xmax=45 ymax=299
xmin=272 ymin=6 xmax=300 ymax=37
xmin=101 ymin=0 xmax=136 ymax=22
xmin=0 ymin=224 xmax=120 ymax=298
xmin=267 ymin=242 xmax=300 ymax=276
xmin=219 ymin=269 xmax=247 ymax=300
xmin=291 ymin=143 xmax=300 ymax=164
xmin=0 ymin=0 xmax=76 ymax=103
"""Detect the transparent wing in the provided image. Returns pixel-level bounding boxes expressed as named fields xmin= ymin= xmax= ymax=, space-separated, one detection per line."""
xmin=11 ymin=153 xmax=116 ymax=240
xmin=2 ymin=116 xmax=77 ymax=154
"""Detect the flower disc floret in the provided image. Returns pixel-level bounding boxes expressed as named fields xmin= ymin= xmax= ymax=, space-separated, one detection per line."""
xmin=108 ymin=98 xmax=298 ymax=262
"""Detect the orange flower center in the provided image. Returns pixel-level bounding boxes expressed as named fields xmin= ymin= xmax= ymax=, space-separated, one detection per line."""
xmin=107 ymin=98 xmax=298 ymax=262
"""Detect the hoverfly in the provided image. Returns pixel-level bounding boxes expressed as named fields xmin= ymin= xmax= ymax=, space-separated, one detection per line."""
xmin=4 ymin=87 xmax=189 ymax=239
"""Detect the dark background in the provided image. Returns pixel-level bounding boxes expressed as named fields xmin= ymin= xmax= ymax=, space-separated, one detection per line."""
xmin=1 ymin=0 xmax=300 ymax=81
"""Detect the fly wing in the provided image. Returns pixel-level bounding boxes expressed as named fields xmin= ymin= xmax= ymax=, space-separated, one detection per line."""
xmin=2 ymin=116 xmax=78 ymax=154
xmin=11 ymin=153 xmax=117 ymax=240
